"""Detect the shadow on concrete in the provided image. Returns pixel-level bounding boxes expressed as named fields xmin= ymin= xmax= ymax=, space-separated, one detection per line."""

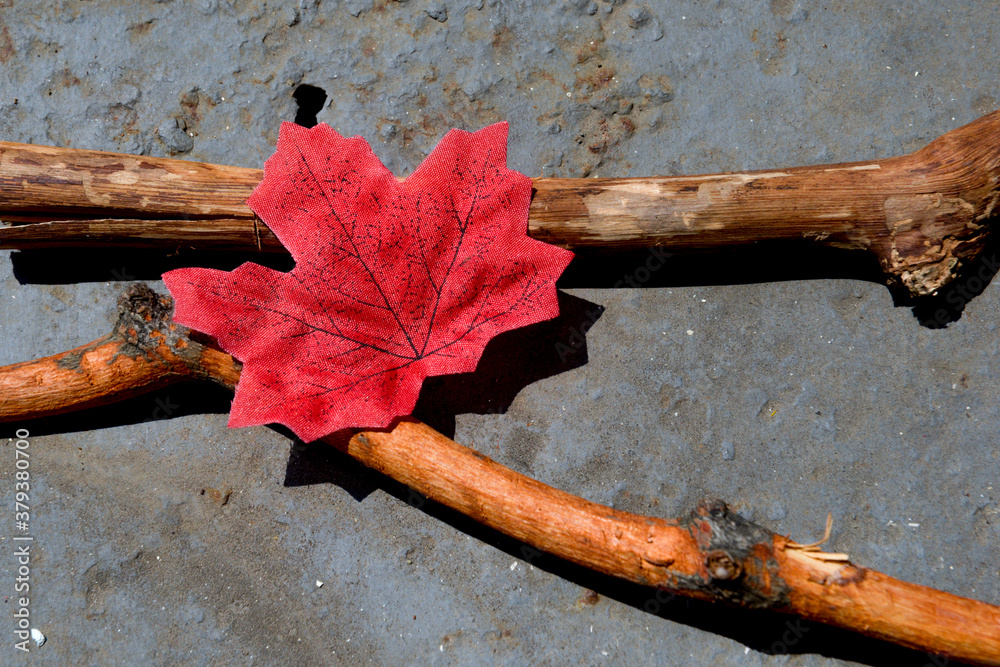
xmin=277 ymin=278 xmax=963 ymax=663
xmin=9 ymin=247 xmax=295 ymax=285
xmin=558 ymin=243 xmax=884 ymax=292
xmin=14 ymin=381 xmax=232 ymax=437
xmin=908 ymin=230 xmax=1000 ymax=328
xmin=11 ymin=235 xmax=1000 ymax=329
xmin=411 ymin=290 xmax=602 ymax=438
xmin=560 ymin=239 xmax=1000 ymax=329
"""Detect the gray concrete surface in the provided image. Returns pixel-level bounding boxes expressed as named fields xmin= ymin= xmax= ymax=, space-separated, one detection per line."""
xmin=1 ymin=0 xmax=998 ymax=664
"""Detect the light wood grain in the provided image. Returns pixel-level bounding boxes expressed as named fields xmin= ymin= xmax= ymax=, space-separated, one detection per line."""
xmin=4 ymin=111 xmax=1000 ymax=296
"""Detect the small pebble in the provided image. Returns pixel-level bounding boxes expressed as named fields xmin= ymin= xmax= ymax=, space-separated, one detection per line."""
xmin=425 ymin=2 xmax=447 ymax=22
xmin=156 ymin=117 xmax=193 ymax=154
xmin=721 ymin=441 xmax=735 ymax=461
xmin=628 ymin=7 xmax=650 ymax=27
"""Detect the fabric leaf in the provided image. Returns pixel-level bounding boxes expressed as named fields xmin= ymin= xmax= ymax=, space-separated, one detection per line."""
xmin=163 ymin=122 xmax=573 ymax=441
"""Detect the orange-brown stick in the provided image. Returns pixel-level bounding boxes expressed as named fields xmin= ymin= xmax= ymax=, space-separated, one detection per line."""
xmin=0 ymin=284 xmax=998 ymax=664
xmin=0 ymin=285 xmax=241 ymax=421
xmin=4 ymin=112 xmax=1000 ymax=296
xmin=340 ymin=423 xmax=1000 ymax=664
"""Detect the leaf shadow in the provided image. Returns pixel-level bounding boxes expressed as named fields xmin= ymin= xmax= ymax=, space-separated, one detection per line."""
xmin=280 ymin=426 xmax=381 ymax=501
xmin=282 ymin=291 xmax=603 ymax=494
xmin=283 ymin=290 xmax=603 ymax=493
xmin=411 ymin=290 xmax=604 ymax=438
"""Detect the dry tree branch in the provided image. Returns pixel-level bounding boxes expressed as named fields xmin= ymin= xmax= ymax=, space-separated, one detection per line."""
xmin=4 ymin=111 xmax=1000 ymax=296
xmin=1 ymin=284 xmax=998 ymax=665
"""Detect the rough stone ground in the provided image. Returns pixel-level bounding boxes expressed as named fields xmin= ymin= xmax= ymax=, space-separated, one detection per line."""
xmin=1 ymin=1 xmax=998 ymax=665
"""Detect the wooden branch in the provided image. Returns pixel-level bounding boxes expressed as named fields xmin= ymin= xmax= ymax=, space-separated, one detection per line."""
xmin=0 ymin=218 xmax=284 ymax=252
xmin=0 ymin=141 xmax=261 ymax=219
xmin=3 ymin=111 xmax=1000 ymax=296
xmin=1 ymin=284 xmax=998 ymax=665
xmin=0 ymin=284 xmax=241 ymax=420
xmin=344 ymin=422 xmax=1000 ymax=665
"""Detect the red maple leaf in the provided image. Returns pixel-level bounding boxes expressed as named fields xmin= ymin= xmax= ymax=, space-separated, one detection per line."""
xmin=162 ymin=122 xmax=573 ymax=441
